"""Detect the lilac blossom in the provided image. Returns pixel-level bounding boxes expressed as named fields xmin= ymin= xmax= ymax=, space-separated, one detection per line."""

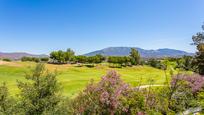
xmin=171 ymin=74 xmax=204 ymax=94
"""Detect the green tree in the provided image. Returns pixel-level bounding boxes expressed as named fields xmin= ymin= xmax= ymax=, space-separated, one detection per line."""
xmin=64 ymin=48 xmax=75 ymax=62
xmin=176 ymin=56 xmax=194 ymax=71
xmin=129 ymin=48 xmax=140 ymax=65
xmin=50 ymin=50 xmax=65 ymax=64
xmin=74 ymin=55 xmax=87 ymax=63
xmin=50 ymin=49 xmax=75 ymax=64
xmin=56 ymin=50 xmax=66 ymax=64
xmin=17 ymin=63 xmax=61 ymax=115
xmin=50 ymin=51 xmax=59 ymax=63
xmin=95 ymin=54 xmax=105 ymax=62
xmin=192 ymin=23 xmax=204 ymax=75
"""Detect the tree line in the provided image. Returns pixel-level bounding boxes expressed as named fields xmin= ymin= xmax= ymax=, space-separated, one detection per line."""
xmin=21 ymin=56 xmax=49 ymax=63
xmin=49 ymin=48 xmax=141 ymax=66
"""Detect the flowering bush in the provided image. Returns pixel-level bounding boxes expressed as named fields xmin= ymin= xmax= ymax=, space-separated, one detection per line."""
xmin=71 ymin=71 xmax=145 ymax=115
xmin=171 ymin=74 xmax=204 ymax=94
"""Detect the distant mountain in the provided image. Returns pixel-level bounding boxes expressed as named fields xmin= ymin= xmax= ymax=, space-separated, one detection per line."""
xmin=0 ymin=52 xmax=48 ymax=60
xmin=84 ymin=47 xmax=194 ymax=58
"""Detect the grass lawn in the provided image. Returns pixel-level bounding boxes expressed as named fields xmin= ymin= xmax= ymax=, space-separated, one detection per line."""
xmin=0 ymin=61 xmax=173 ymax=97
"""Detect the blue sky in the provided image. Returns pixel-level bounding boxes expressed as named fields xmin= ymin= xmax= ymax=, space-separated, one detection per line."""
xmin=0 ymin=0 xmax=204 ymax=54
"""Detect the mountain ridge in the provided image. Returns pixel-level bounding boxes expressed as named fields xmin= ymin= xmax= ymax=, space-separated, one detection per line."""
xmin=0 ymin=47 xmax=194 ymax=60
xmin=84 ymin=47 xmax=194 ymax=58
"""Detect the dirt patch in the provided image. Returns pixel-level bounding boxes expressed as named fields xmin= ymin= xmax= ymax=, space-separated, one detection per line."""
xmin=0 ymin=61 xmax=21 ymax=67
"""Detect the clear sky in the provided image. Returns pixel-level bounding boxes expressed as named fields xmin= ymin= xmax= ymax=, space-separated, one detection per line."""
xmin=0 ymin=0 xmax=204 ymax=54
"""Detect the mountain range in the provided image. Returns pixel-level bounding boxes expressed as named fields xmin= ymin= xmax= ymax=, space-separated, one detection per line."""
xmin=0 ymin=52 xmax=47 ymax=60
xmin=84 ymin=47 xmax=194 ymax=58
xmin=0 ymin=47 xmax=194 ymax=60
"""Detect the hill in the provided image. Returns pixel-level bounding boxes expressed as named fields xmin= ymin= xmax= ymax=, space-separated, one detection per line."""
xmin=84 ymin=47 xmax=194 ymax=58
xmin=0 ymin=52 xmax=47 ymax=60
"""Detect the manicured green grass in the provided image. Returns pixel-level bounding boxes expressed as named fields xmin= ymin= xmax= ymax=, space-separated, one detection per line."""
xmin=0 ymin=61 xmax=171 ymax=97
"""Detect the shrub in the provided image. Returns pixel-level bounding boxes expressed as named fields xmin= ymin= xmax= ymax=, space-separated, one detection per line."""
xmin=0 ymin=83 xmax=15 ymax=114
xmin=146 ymin=58 xmax=167 ymax=70
xmin=71 ymin=71 xmax=145 ymax=114
xmin=40 ymin=57 xmax=49 ymax=62
xmin=84 ymin=64 xmax=95 ymax=68
xmin=150 ymin=76 xmax=194 ymax=114
xmin=108 ymin=56 xmax=131 ymax=66
xmin=176 ymin=56 xmax=195 ymax=71
xmin=21 ymin=56 xmax=40 ymax=63
xmin=21 ymin=56 xmax=32 ymax=61
xmin=2 ymin=58 xmax=11 ymax=62
xmin=171 ymin=74 xmax=204 ymax=95
xmin=109 ymin=64 xmax=122 ymax=68
xmin=17 ymin=63 xmax=61 ymax=114
xmin=198 ymin=91 xmax=204 ymax=108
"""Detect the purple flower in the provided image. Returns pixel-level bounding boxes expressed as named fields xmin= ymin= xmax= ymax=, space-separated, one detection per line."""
xmin=171 ymin=74 xmax=204 ymax=94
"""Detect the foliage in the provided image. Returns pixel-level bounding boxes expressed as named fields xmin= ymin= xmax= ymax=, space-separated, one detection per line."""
xmin=50 ymin=48 xmax=75 ymax=64
xmin=73 ymin=54 xmax=105 ymax=64
xmin=87 ymin=54 xmax=105 ymax=64
xmin=109 ymin=64 xmax=122 ymax=68
xmin=192 ymin=23 xmax=204 ymax=75
xmin=0 ymin=83 xmax=15 ymax=115
xmin=198 ymin=91 xmax=204 ymax=108
xmin=73 ymin=55 xmax=87 ymax=63
xmin=171 ymin=74 xmax=204 ymax=95
xmin=2 ymin=58 xmax=11 ymax=62
xmin=142 ymin=74 xmax=202 ymax=114
xmin=84 ymin=64 xmax=95 ymax=68
xmin=21 ymin=56 xmax=41 ymax=63
xmin=17 ymin=63 xmax=61 ymax=115
xmin=176 ymin=56 xmax=195 ymax=71
xmin=168 ymin=77 xmax=194 ymax=112
xmin=64 ymin=48 xmax=75 ymax=62
xmin=146 ymin=58 xmax=167 ymax=70
xmin=108 ymin=56 xmax=131 ymax=67
xmin=40 ymin=57 xmax=49 ymax=62
xmin=71 ymin=71 xmax=145 ymax=114
xmin=129 ymin=48 xmax=141 ymax=65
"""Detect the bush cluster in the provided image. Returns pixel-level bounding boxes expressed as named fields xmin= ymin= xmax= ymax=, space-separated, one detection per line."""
xmin=73 ymin=54 xmax=105 ymax=64
xmin=145 ymin=58 xmax=167 ymax=70
xmin=2 ymin=58 xmax=12 ymax=62
xmin=21 ymin=56 xmax=49 ymax=63
xmin=49 ymin=48 xmax=141 ymax=68
xmin=108 ymin=56 xmax=132 ymax=67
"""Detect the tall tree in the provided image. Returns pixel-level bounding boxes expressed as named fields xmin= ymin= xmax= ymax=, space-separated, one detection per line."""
xmin=50 ymin=48 xmax=75 ymax=64
xmin=192 ymin=23 xmax=204 ymax=75
xmin=50 ymin=51 xmax=59 ymax=63
xmin=64 ymin=48 xmax=75 ymax=62
xmin=17 ymin=63 xmax=61 ymax=114
xmin=129 ymin=48 xmax=140 ymax=65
